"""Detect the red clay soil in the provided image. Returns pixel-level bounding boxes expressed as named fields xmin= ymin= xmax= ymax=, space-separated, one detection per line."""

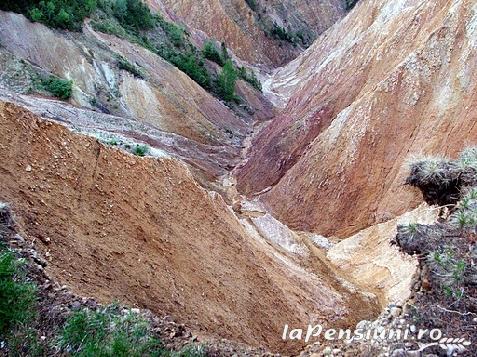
xmin=0 ymin=102 xmax=378 ymax=354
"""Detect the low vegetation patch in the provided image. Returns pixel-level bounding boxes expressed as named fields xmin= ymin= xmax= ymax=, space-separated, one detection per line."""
xmin=134 ymin=144 xmax=149 ymax=157
xmin=270 ymin=23 xmax=295 ymax=43
xmin=2 ymin=0 xmax=261 ymax=103
xmin=202 ymin=41 xmax=228 ymax=67
xmin=244 ymin=0 xmax=258 ymax=12
xmin=237 ymin=66 xmax=262 ymax=92
xmin=39 ymin=76 xmax=73 ymax=100
xmin=117 ymin=56 xmax=145 ymax=79
xmin=97 ymin=0 xmax=155 ymax=31
xmin=1 ymin=0 xmax=97 ymax=30
xmin=58 ymin=306 xmax=163 ymax=356
xmin=0 ymin=245 xmax=37 ymax=337
xmin=58 ymin=306 xmax=207 ymax=356
xmin=0 ymin=206 xmax=206 ymax=356
xmin=345 ymin=0 xmax=359 ymax=10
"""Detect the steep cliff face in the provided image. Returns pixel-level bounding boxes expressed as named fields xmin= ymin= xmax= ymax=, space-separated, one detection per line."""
xmin=237 ymin=0 xmax=477 ymax=237
xmin=151 ymin=0 xmax=346 ymax=67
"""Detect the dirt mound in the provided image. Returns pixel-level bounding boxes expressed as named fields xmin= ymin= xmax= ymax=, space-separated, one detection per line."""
xmin=0 ymin=101 xmax=379 ymax=353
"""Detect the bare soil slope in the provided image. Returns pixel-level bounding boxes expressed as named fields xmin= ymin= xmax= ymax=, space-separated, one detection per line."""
xmin=0 ymin=102 xmax=378 ymax=353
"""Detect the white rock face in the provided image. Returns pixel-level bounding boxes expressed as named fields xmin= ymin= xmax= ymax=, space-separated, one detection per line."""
xmin=251 ymin=213 xmax=308 ymax=255
xmin=327 ymin=204 xmax=438 ymax=306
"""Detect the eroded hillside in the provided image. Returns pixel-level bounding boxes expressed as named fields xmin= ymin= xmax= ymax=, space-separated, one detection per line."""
xmin=151 ymin=0 xmax=347 ymax=67
xmin=0 ymin=101 xmax=381 ymax=353
xmin=237 ymin=0 xmax=477 ymax=237
xmin=0 ymin=0 xmax=476 ymax=355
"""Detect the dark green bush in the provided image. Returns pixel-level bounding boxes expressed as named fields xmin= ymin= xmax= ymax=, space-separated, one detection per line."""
xmin=156 ymin=15 xmax=185 ymax=47
xmin=28 ymin=0 xmax=97 ymax=30
xmin=345 ymin=0 xmax=359 ymax=10
xmin=202 ymin=41 xmax=225 ymax=66
xmin=0 ymin=249 xmax=37 ymax=335
xmin=164 ymin=51 xmax=211 ymax=89
xmin=109 ymin=0 xmax=155 ymax=30
xmin=41 ymin=76 xmax=73 ymax=100
xmin=245 ymin=0 xmax=258 ymax=11
xmin=134 ymin=144 xmax=149 ymax=157
xmin=237 ymin=67 xmax=262 ymax=92
xmin=270 ymin=23 xmax=294 ymax=43
xmin=217 ymin=60 xmax=237 ymax=102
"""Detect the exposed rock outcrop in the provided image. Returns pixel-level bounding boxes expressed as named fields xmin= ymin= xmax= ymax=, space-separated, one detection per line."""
xmin=237 ymin=0 xmax=477 ymax=237
xmin=0 ymin=11 xmax=249 ymax=145
xmin=327 ymin=204 xmax=438 ymax=307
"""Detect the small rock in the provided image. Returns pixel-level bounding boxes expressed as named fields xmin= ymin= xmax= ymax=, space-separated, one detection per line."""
xmin=390 ymin=306 xmax=402 ymax=318
xmin=25 ymin=165 xmax=32 ymax=172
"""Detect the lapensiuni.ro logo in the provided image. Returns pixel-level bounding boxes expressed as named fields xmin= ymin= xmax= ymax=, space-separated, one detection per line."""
xmin=282 ymin=324 xmax=471 ymax=354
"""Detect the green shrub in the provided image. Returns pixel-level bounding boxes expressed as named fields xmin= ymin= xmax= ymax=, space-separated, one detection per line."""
xmin=41 ymin=76 xmax=73 ymax=100
xmin=428 ymin=248 xmax=467 ymax=299
xmin=109 ymin=0 xmax=155 ymax=30
xmin=0 ymin=249 xmax=37 ymax=335
xmin=237 ymin=66 xmax=262 ymax=92
xmin=217 ymin=60 xmax=238 ymax=102
xmin=270 ymin=23 xmax=294 ymax=43
xmin=220 ymin=43 xmax=230 ymax=64
xmin=164 ymin=51 xmax=211 ymax=89
xmin=157 ymin=15 xmax=185 ymax=47
xmin=202 ymin=41 xmax=225 ymax=66
xmin=244 ymin=0 xmax=258 ymax=11
xmin=26 ymin=0 xmax=97 ymax=30
xmin=345 ymin=0 xmax=359 ymax=10
xmin=134 ymin=144 xmax=149 ymax=157
xmin=58 ymin=306 xmax=164 ymax=356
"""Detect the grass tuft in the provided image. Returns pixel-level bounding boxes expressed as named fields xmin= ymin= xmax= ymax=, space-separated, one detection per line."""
xmin=58 ymin=306 xmax=163 ymax=356
xmin=458 ymin=146 xmax=477 ymax=170
xmin=0 ymin=247 xmax=37 ymax=336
